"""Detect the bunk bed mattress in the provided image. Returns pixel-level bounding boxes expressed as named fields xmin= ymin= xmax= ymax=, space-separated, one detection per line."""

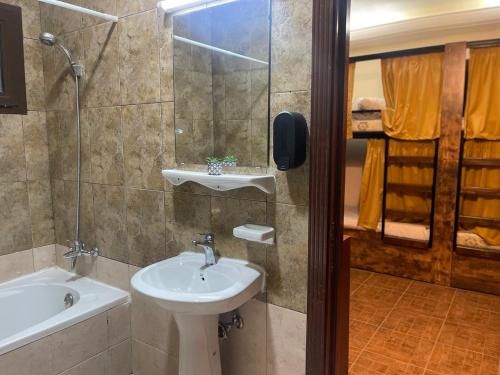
xmin=456 ymin=231 xmax=500 ymax=250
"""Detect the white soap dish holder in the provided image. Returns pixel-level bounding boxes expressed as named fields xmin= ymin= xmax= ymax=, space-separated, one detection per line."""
xmin=233 ymin=224 xmax=275 ymax=245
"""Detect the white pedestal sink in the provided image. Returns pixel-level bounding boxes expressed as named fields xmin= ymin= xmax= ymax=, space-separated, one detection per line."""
xmin=131 ymin=252 xmax=265 ymax=375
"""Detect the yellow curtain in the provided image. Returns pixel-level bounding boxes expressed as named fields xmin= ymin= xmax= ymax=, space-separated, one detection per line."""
xmin=358 ymin=139 xmax=385 ymax=229
xmin=346 ymin=63 xmax=356 ymax=140
xmin=465 ymin=47 xmax=500 ymax=140
xmin=460 ymin=140 xmax=500 ymax=245
xmin=381 ymin=53 xmax=443 ymax=140
xmin=386 ymin=140 xmax=435 ymax=222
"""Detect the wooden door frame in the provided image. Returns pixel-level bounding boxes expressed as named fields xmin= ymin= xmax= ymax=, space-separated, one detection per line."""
xmin=306 ymin=0 xmax=351 ymax=374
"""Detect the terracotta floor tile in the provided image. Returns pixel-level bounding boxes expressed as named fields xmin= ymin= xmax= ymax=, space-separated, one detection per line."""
xmin=453 ymin=290 xmax=500 ymax=312
xmin=350 ymin=348 xmax=361 ymax=368
xmin=447 ymin=300 xmax=500 ymax=331
xmin=350 ymin=351 xmax=409 ymax=375
xmin=365 ymin=274 xmax=412 ymax=293
xmin=350 ymin=320 xmax=379 ymax=351
xmin=351 ymin=268 xmax=373 ymax=285
xmin=426 ymin=344 xmax=493 ymax=375
xmin=351 ymin=284 xmax=403 ymax=307
xmin=366 ymin=328 xmax=436 ymax=368
xmin=484 ymin=332 xmax=500 ymax=358
xmin=405 ymin=281 xmax=456 ymax=303
xmin=350 ymin=299 xmax=393 ymax=326
xmin=396 ymin=294 xmax=451 ymax=319
xmin=382 ymin=309 xmax=444 ymax=341
xmin=437 ymin=322 xmax=485 ymax=354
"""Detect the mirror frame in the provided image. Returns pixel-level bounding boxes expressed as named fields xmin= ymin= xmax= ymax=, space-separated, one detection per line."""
xmin=0 ymin=2 xmax=27 ymax=115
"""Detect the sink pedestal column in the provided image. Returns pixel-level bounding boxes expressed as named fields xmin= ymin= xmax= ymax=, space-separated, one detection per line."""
xmin=174 ymin=314 xmax=222 ymax=375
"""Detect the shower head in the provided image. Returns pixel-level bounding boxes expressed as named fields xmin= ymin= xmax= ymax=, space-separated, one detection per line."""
xmin=38 ymin=32 xmax=83 ymax=77
xmin=39 ymin=32 xmax=56 ymax=46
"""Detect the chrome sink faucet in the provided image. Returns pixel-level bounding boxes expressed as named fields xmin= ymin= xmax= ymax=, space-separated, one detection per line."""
xmin=63 ymin=240 xmax=99 ymax=270
xmin=192 ymin=233 xmax=217 ymax=268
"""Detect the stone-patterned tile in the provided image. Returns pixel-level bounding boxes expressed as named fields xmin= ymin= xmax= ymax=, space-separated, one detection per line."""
xmin=122 ymin=104 xmax=164 ymax=190
xmin=396 ymin=294 xmax=452 ymax=320
xmin=117 ymin=0 xmax=156 ymax=17
xmin=83 ymin=21 xmax=120 ymax=108
xmin=33 ymin=244 xmax=56 ymax=270
xmin=126 ymin=189 xmax=166 ymax=267
xmin=350 ymin=351 xmax=411 ymax=375
xmin=426 ymin=344 xmax=497 ymax=375
xmin=23 ymin=112 xmax=50 ymax=180
xmin=350 ymin=320 xmax=378 ymax=351
xmin=107 ymin=303 xmax=131 ymax=346
xmin=158 ymin=10 xmax=174 ymax=102
xmin=366 ymin=328 xmax=436 ymax=368
xmin=221 ymin=299 xmax=267 ymax=375
xmin=165 ymin=191 xmax=211 ymax=255
xmin=266 ymin=203 xmax=308 ymax=313
xmin=46 ymin=111 xmax=63 ymax=180
xmin=132 ymin=340 xmax=178 ymax=375
xmin=50 ymin=313 xmax=108 ymax=374
xmin=225 ymin=120 xmax=251 ymax=165
xmin=28 ymin=180 xmax=55 ymax=247
xmin=131 ymin=289 xmax=179 ymax=356
xmin=271 ymin=0 xmax=312 ymax=93
xmin=381 ymin=309 xmax=444 ymax=342
xmin=81 ymin=0 xmax=116 ymax=27
xmin=267 ymin=304 xmax=306 ymax=375
xmin=365 ymin=273 xmax=412 ymax=292
xmin=251 ymin=68 xmax=270 ymax=120
xmin=351 ymin=284 xmax=403 ymax=308
xmin=0 ymin=182 xmax=32 ymax=255
xmin=119 ymin=10 xmax=160 ymax=104
xmin=0 ymin=334 xmax=53 ymax=375
xmin=96 ymin=256 xmax=129 ymax=291
xmin=350 ymin=299 xmax=392 ymax=327
xmin=88 ymin=107 xmax=124 ymax=185
xmin=405 ymin=281 xmax=456 ymax=303
xmin=0 ymin=249 xmax=34 ymax=283
xmin=211 ymin=196 xmax=267 ymax=262
xmin=39 ymin=0 xmax=84 ymax=36
xmin=251 ymin=119 xmax=269 ymax=167
xmin=0 ymin=115 xmax=26 ymax=183
xmin=108 ymin=339 xmax=132 ymax=375
xmin=93 ymin=184 xmax=127 ymax=262
xmin=23 ymin=39 xmax=45 ymax=111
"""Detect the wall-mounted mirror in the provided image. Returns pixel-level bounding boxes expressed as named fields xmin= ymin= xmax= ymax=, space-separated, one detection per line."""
xmin=172 ymin=0 xmax=270 ymax=167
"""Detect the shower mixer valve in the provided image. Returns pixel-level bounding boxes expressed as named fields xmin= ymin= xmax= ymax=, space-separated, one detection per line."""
xmin=64 ymin=240 xmax=99 ymax=269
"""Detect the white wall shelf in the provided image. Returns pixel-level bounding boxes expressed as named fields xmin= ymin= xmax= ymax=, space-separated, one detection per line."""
xmin=162 ymin=169 xmax=275 ymax=194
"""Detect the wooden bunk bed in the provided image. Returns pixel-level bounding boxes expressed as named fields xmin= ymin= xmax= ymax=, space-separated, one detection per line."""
xmin=454 ymin=137 xmax=500 ymax=260
xmin=350 ymin=111 xmax=439 ymax=249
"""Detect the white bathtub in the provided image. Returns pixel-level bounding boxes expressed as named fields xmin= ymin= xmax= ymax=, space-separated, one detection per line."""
xmin=0 ymin=267 xmax=130 ymax=355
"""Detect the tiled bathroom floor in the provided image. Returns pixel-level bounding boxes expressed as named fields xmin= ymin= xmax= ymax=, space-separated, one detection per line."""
xmin=349 ymin=269 xmax=500 ymax=375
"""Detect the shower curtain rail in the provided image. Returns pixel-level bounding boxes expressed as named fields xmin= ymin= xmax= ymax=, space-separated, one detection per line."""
xmin=38 ymin=0 xmax=118 ymax=22
xmin=173 ymin=35 xmax=269 ymax=65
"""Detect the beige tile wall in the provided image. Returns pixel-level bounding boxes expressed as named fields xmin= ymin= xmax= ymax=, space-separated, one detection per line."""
xmin=0 ymin=1 xmax=55 ymax=261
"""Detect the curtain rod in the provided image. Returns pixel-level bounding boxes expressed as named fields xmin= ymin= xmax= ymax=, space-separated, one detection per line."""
xmin=38 ymin=0 xmax=118 ymax=22
xmin=174 ymin=35 xmax=269 ymax=65
xmin=350 ymin=45 xmax=445 ymax=63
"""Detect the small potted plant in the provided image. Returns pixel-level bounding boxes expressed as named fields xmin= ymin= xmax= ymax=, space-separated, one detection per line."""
xmin=206 ymin=157 xmax=222 ymax=175
xmin=222 ymin=155 xmax=238 ymax=167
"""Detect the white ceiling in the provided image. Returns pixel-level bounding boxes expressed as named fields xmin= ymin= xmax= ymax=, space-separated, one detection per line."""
xmin=351 ymin=0 xmax=500 ymax=29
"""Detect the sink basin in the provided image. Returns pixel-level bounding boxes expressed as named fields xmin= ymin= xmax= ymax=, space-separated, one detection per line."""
xmin=131 ymin=252 xmax=265 ymax=375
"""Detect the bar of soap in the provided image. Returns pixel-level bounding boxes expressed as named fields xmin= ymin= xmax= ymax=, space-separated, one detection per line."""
xmin=233 ymin=224 xmax=275 ymax=245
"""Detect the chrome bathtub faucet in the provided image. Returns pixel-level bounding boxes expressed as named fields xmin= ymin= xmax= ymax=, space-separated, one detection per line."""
xmin=192 ymin=233 xmax=217 ymax=268
xmin=64 ymin=240 xmax=99 ymax=270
